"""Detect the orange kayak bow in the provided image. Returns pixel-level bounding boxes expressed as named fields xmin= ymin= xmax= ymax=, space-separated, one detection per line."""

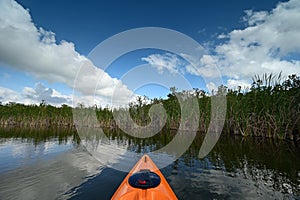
xmin=111 ymin=154 xmax=178 ymax=200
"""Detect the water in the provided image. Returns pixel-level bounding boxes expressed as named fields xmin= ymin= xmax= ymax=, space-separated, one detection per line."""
xmin=0 ymin=127 xmax=299 ymax=200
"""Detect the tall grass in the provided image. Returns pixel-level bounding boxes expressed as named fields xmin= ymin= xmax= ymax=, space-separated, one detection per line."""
xmin=0 ymin=73 xmax=299 ymax=140
xmin=225 ymin=73 xmax=300 ymax=140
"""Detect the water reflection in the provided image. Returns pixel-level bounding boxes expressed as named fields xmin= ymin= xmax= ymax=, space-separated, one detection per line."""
xmin=0 ymin=127 xmax=299 ymax=199
xmin=0 ymin=127 xmax=102 ymax=200
xmin=78 ymin=127 xmax=194 ymax=171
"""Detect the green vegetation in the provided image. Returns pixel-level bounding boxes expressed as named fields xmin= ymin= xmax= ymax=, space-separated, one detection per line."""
xmin=225 ymin=73 xmax=300 ymax=140
xmin=0 ymin=74 xmax=299 ymax=140
xmin=0 ymin=101 xmax=74 ymax=127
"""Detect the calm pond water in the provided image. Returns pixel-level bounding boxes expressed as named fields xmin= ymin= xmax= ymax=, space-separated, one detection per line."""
xmin=0 ymin=127 xmax=299 ymax=200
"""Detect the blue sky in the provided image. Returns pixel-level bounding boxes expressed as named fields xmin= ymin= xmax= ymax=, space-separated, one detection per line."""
xmin=0 ymin=0 xmax=299 ymax=106
xmin=15 ymin=0 xmax=281 ymax=55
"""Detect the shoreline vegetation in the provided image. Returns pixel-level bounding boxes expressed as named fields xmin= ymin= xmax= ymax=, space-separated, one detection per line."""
xmin=0 ymin=73 xmax=299 ymax=141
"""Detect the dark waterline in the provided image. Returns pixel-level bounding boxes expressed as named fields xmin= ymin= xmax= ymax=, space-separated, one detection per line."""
xmin=0 ymin=127 xmax=299 ymax=199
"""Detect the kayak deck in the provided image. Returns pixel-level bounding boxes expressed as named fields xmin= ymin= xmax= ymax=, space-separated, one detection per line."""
xmin=111 ymin=154 xmax=178 ymax=200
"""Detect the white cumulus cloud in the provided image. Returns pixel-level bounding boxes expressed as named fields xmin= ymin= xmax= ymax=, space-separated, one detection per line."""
xmin=215 ymin=0 xmax=300 ymax=82
xmin=0 ymin=84 xmax=72 ymax=106
xmin=22 ymin=83 xmax=72 ymax=106
xmin=0 ymin=87 xmax=20 ymax=103
xmin=0 ymin=0 xmax=133 ymax=106
xmin=186 ymin=0 xmax=300 ymax=89
xmin=141 ymin=53 xmax=183 ymax=74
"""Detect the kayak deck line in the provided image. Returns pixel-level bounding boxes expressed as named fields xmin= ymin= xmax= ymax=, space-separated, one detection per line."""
xmin=111 ymin=154 xmax=178 ymax=200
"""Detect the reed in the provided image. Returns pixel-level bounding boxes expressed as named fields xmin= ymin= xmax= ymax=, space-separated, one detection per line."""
xmin=0 ymin=73 xmax=299 ymax=140
xmin=224 ymin=73 xmax=300 ymax=140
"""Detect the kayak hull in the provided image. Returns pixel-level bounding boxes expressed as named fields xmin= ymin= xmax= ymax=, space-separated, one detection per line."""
xmin=111 ymin=154 xmax=178 ymax=200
